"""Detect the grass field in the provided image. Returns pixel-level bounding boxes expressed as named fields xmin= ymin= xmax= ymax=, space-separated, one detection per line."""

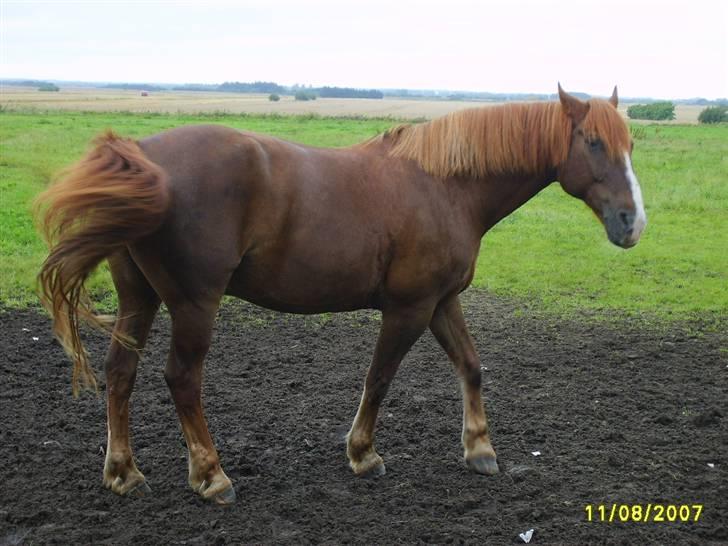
xmin=1 ymin=110 xmax=726 ymax=324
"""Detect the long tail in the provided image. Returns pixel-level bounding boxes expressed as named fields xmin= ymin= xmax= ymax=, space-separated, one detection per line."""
xmin=35 ymin=131 xmax=169 ymax=396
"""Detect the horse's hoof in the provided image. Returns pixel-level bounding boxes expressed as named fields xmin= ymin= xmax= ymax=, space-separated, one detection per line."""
xmin=212 ymin=485 xmax=236 ymax=505
xmin=467 ymin=455 xmax=499 ymax=475
xmin=127 ymin=481 xmax=152 ymax=498
xmin=360 ymin=462 xmax=386 ymax=479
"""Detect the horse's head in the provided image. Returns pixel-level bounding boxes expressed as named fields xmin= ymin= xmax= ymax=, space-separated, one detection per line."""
xmin=556 ymin=84 xmax=646 ymax=248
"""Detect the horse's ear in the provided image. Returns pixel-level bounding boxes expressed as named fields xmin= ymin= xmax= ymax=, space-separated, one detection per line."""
xmin=558 ymin=83 xmax=590 ymax=124
xmin=609 ymin=85 xmax=618 ymax=108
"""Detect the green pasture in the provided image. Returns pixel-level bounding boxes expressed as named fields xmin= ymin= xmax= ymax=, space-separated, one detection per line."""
xmin=1 ymin=110 xmax=726 ymax=324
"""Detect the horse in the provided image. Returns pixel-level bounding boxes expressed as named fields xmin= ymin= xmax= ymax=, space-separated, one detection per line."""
xmin=36 ymin=85 xmax=646 ymax=504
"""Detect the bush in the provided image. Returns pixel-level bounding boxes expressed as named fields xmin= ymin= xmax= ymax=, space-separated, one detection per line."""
xmin=698 ymin=106 xmax=728 ymax=124
xmin=294 ymin=91 xmax=316 ymax=101
xmin=38 ymin=83 xmax=59 ymax=92
xmin=268 ymin=93 xmax=280 ymax=102
xmin=626 ymin=102 xmax=675 ymax=120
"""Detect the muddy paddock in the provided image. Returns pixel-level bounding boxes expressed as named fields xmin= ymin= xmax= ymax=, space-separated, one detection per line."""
xmin=1 ymin=292 xmax=726 ymax=545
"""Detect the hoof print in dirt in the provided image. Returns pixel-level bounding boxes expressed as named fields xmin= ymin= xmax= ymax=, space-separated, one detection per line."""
xmin=692 ymin=408 xmax=723 ymax=428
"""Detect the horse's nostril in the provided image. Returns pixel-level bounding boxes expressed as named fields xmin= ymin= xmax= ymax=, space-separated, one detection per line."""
xmin=618 ymin=210 xmax=634 ymax=228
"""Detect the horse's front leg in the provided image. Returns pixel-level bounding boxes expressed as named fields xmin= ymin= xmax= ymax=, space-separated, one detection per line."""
xmin=346 ymin=302 xmax=434 ymax=476
xmin=429 ymin=295 xmax=499 ymax=475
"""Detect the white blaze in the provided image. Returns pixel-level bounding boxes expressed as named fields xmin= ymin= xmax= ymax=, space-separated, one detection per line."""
xmin=624 ymin=152 xmax=647 ymax=239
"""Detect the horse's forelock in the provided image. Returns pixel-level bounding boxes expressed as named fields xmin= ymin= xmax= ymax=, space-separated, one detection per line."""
xmin=582 ymin=99 xmax=632 ymax=163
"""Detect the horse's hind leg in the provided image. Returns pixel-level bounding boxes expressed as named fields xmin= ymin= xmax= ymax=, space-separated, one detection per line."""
xmin=429 ymin=295 xmax=499 ymax=475
xmin=164 ymin=297 xmax=234 ymax=504
xmin=103 ymin=251 xmax=161 ymax=496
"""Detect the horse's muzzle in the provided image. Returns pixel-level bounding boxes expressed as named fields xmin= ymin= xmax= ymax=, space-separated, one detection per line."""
xmin=604 ymin=208 xmax=645 ymax=248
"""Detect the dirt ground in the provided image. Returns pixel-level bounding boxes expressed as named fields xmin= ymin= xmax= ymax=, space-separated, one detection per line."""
xmin=1 ymin=292 xmax=726 ymax=545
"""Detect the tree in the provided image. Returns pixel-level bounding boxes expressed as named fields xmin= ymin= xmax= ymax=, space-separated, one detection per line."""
xmin=626 ymin=102 xmax=675 ymax=121
xmin=698 ymin=106 xmax=728 ymax=124
xmin=294 ymin=91 xmax=316 ymax=101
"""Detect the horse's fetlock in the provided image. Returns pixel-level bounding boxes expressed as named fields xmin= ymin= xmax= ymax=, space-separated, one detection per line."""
xmin=106 ymin=450 xmax=132 ymax=468
xmin=346 ymin=433 xmax=373 ymax=460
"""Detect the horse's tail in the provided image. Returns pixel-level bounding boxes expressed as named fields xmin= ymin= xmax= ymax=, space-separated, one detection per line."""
xmin=35 ymin=131 xmax=169 ymax=396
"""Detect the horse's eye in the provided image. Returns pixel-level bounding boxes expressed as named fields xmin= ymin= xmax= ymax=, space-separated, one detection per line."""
xmin=588 ymin=139 xmax=603 ymax=152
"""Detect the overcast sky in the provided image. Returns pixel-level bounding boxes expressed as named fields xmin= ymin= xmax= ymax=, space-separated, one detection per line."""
xmin=1 ymin=0 xmax=726 ymax=99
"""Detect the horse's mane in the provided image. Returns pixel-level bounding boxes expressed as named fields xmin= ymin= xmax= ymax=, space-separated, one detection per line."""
xmin=369 ymin=100 xmax=630 ymax=179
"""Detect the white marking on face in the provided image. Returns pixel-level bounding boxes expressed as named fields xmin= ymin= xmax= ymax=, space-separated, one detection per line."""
xmin=624 ymin=152 xmax=646 ymax=241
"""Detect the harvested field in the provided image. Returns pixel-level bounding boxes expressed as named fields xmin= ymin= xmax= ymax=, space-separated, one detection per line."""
xmin=0 ymin=86 xmax=704 ymax=122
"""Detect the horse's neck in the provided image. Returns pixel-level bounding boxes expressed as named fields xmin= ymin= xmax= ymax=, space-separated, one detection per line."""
xmin=465 ymin=170 xmax=556 ymax=236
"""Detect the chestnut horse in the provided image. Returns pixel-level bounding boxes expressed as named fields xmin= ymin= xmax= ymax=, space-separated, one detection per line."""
xmin=37 ymin=85 xmax=646 ymax=504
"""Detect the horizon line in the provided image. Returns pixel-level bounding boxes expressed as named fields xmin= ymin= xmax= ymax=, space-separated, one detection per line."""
xmin=1 ymin=77 xmax=726 ymax=103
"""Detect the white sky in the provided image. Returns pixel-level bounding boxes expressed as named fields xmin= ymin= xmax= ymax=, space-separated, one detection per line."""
xmin=1 ymin=0 xmax=726 ymax=99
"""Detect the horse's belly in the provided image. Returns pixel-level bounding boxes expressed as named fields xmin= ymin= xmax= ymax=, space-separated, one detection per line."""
xmin=225 ymin=241 xmax=384 ymax=313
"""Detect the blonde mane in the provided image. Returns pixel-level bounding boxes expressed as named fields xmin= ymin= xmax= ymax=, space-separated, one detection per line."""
xmin=377 ymin=100 xmax=630 ymax=179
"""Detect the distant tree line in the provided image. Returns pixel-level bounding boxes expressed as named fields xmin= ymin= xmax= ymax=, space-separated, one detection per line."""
xmin=3 ymin=79 xmax=56 ymax=88
xmin=217 ymin=81 xmax=286 ymax=94
xmin=4 ymin=78 xmax=724 ymax=107
xmin=318 ymin=87 xmax=383 ymax=99
xmin=103 ymin=83 xmax=167 ymax=92
xmin=0 ymin=79 xmax=60 ymax=91
xmin=100 ymin=81 xmax=382 ymax=99
xmin=170 ymin=84 xmax=218 ymax=92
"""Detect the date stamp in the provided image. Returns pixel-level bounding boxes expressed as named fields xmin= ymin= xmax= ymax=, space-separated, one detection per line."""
xmin=584 ymin=504 xmax=703 ymax=523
